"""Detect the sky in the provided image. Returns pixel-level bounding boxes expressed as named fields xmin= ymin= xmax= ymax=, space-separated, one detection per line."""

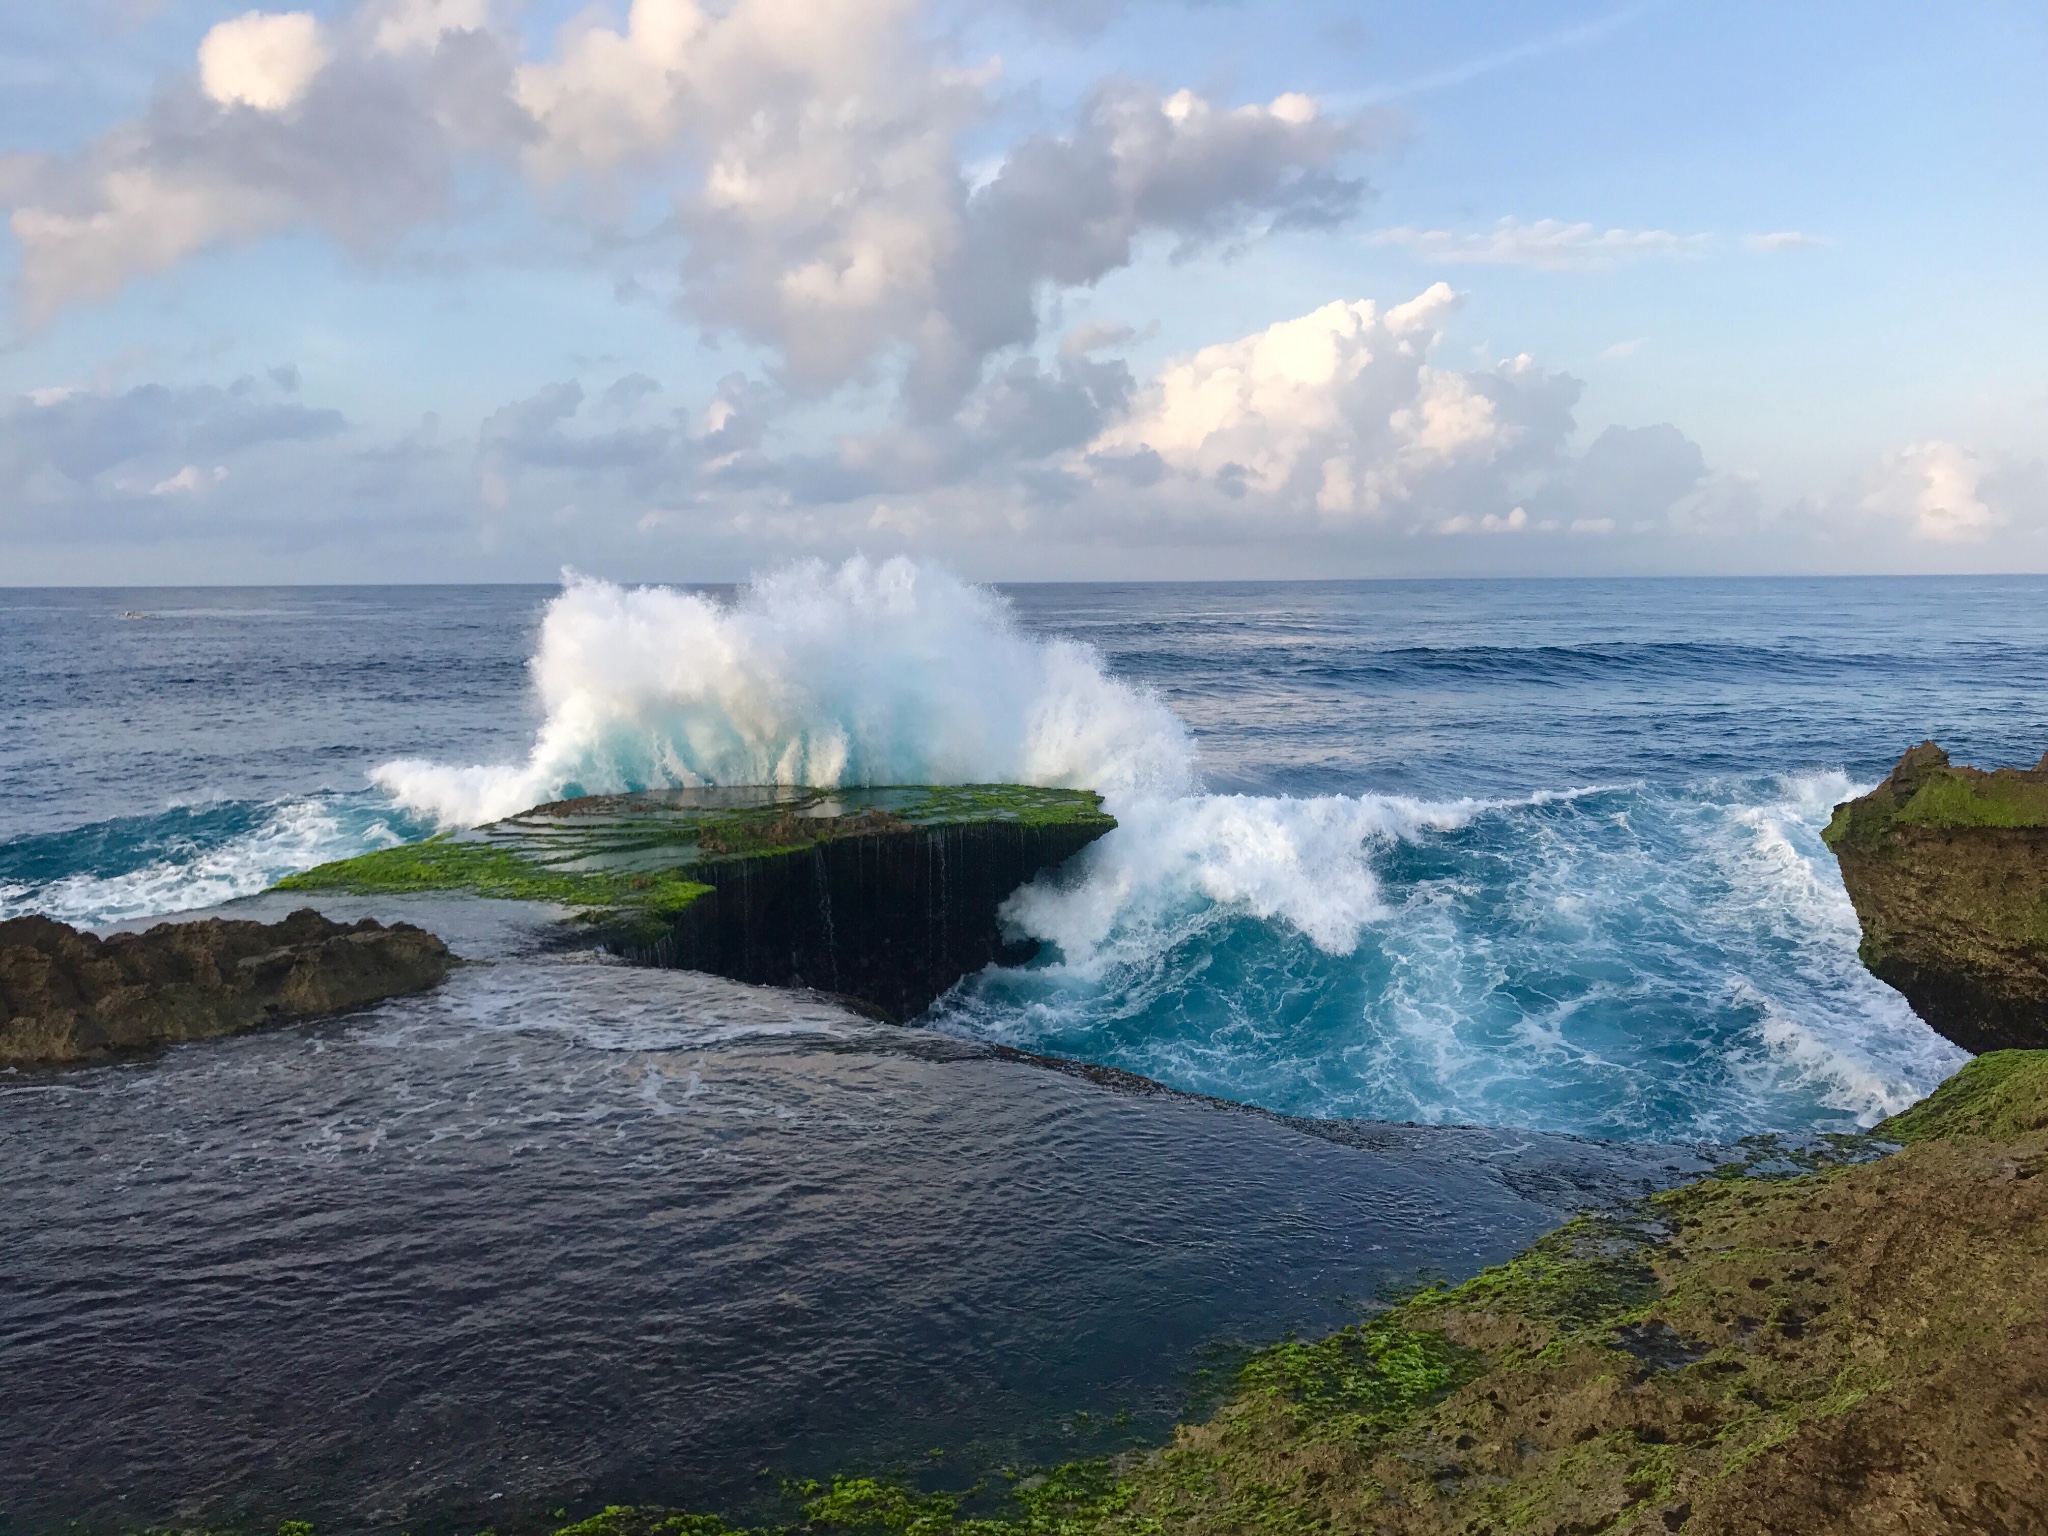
xmin=1 ymin=0 xmax=2044 ymax=583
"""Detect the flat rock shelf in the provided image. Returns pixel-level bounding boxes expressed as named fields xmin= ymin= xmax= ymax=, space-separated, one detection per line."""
xmin=278 ymin=785 xmax=1117 ymax=1020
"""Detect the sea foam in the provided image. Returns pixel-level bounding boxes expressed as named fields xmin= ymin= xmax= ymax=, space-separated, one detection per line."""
xmin=373 ymin=559 xmax=1196 ymax=826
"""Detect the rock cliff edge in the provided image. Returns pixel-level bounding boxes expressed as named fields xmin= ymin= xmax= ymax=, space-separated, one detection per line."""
xmin=1823 ymin=740 xmax=2048 ymax=1052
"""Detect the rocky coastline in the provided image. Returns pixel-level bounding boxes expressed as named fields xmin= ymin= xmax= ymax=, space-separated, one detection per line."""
xmin=1824 ymin=741 xmax=2048 ymax=1052
xmin=24 ymin=766 xmax=2048 ymax=1532
xmin=0 ymin=907 xmax=452 ymax=1068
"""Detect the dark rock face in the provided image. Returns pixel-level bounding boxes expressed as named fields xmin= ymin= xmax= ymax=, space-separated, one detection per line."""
xmin=622 ymin=818 xmax=1108 ymax=1020
xmin=0 ymin=907 xmax=453 ymax=1067
xmin=1824 ymin=742 xmax=2048 ymax=1052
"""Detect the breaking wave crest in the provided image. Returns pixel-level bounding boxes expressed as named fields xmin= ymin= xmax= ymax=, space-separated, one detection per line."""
xmin=373 ymin=559 xmax=1195 ymax=827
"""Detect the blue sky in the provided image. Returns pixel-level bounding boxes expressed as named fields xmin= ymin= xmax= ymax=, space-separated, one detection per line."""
xmin=1 ymin=0 xmax=2043 ymax=582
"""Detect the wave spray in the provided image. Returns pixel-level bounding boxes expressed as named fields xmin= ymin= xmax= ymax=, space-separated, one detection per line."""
xmin=373 ymin=559 xmax=1195 ymax=826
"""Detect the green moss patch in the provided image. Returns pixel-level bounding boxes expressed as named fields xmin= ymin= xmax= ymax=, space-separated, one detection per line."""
xmin=271 ymin=785 xmax=1112 ymax=925
xmin=1890 ymin=769 xmax=2048 ymax=831
xmin=1875 ymin=1049 xmax=2048 ymax=1143
xmin=275 ymin=836 xmax=714 ymax=916
xmin=1824 ymin=744 xmax=2048 ymax=850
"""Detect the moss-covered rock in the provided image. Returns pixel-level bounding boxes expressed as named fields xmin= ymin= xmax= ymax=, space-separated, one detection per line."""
xmin=1822 ymin=741 xmax=2048 ymax=1051
xmin=0 ymin=908 xmax=452 ymax=1067
xmin=277 ymin=786 xmax=1115 ymax=1021
xmin=546 ymin=1050 xmax=2048 ymax=1536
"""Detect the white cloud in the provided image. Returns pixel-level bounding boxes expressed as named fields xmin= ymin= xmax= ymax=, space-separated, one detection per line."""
xmin=1365 ymin=217 xmax=1711 ymax=271
xmin=0 ymin=381 xmax=344 ymax=505
xmin=199 ymin=12 xmax=332 ymax=112
xmin=1601 ymin=337 xmax=1648 ymax=359
xmin=1745 ymin=230 xmax=1829 ymax=252
xmin=1085 ymin=283 xmax=1553 ymax=520
xmin=1782 ymin=440 xmax=2047 ymax=561
xmin=151 ymin=464 xmax=229 ymax=495
xmin=5 ymin=0 xmax=1363 ymax=415
xmin=367 ymin=0 xmax=495 ymax=54
xmin=3 ymin=13 xmax=516 ymax=322
xmin=1858 ymin=441 xmax=1999 ymax=542
xmin=1439 ymin=505 xmax=1527 ymax=535
xmin=11 ymin=170 xmax=286 ymax=317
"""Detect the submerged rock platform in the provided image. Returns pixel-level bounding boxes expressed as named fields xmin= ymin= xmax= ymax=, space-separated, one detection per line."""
xmin=277 ymin=785 xmax=1116 ymax=1020
xmin=1824 ymin=741 xmax=2048 ymax=1052
xmin=0 ymin=907 xmax=452 ymax=1067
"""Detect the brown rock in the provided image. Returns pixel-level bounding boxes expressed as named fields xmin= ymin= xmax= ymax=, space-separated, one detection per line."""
xmin=0 ymin=907 xmax=453 ymax=1067
xmin=1823 ymin=742 xmax=2048 ymax=1052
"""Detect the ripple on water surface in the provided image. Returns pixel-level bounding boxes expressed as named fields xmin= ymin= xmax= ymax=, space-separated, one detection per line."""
xmin=0 ymin=957 xmax=1696 ymax=1536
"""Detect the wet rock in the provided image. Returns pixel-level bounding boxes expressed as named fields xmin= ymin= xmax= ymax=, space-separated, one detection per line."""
xmin=0 ymin=907 xmax=452 ymax=1067
xmin=277 ymin=785 xmax=1116 ymax=1022
xmin=1824 ymin=741 xmax=2048 ymax=1052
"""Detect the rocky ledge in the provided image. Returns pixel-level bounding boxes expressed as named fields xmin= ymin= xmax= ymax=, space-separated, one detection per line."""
xmin=0 ymin=907 xmax=452 ymax=1068
xmin=276 ymin=785 xmax=1115 ymax=1020
xmin=1823 ymin=741 xmax=2048 ymax=1052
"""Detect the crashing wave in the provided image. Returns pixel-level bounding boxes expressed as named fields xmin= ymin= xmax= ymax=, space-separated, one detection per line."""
xmin=373 ymin=558 xmax=1196 ymax=827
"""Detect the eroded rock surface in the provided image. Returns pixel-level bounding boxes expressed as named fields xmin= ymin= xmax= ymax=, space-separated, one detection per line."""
xmin=0 ymin=907 xmax=452 ymax=1067
xmin=1823 ymin=741 xmax=2048 ymax=1052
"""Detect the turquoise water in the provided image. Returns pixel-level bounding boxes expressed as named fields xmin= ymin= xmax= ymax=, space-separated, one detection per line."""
xmin=8 ymin=572 xmax=2044 ymax=1140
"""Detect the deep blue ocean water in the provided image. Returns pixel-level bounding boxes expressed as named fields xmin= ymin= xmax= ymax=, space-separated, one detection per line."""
xmin=8 ymin=576 xmax=2040 ymax=1141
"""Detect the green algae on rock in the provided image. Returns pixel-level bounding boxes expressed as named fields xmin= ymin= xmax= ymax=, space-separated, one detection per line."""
xmin=1822 ymin=741 xmax=2048 ymax=1052
xmin=0 ymin=907 xmax=452 ymax=1068
xmin=278 ymin=785 xmax=1116 ymax=1020
xmin=543 ymin=1050 xmax=2048 ymax=1536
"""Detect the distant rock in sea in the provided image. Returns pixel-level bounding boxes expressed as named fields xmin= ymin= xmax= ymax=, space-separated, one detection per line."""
xmin=1825 ymin=740 xmax=2048 ymax=1052
xmin=0 ymin=907 xmax=452 ymax=1067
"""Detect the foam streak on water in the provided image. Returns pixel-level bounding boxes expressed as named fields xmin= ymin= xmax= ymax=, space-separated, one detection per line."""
xmin=0 ymin=794 xmax=416 ymax=926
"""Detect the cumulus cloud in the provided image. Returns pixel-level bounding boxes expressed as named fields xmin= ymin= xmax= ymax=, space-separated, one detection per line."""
xmin=781 ymin=348 xmax=1135 ymax=503
xmin=472 ymin=370 xmax=773 ymax=513
xmin=5 ymin=0 xmax=1365 ymax=418
xmin=1848 ymin=441 xmax=2045 ymax=544
xmin=905 ymin=83 xmax=1363 ymax=410
xmin=561 ymin=282 xmax=1722 ymax=553
xmin=4 ymin=17 xmax=521 ymax=319
xmin=1080 ymin=282 xmax=1580 ymax=526
xmin=198 ymin=11 xmax=332 ymax=111
xmin=1365 ymin=217 xmax=1711 ymax=271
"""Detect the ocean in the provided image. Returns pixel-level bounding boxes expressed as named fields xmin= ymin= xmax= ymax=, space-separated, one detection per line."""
xmin=7 ymin=571 xmax=2037 ymax=1136
xmin=3 ymin=569 xmax=2042 ymax=1531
